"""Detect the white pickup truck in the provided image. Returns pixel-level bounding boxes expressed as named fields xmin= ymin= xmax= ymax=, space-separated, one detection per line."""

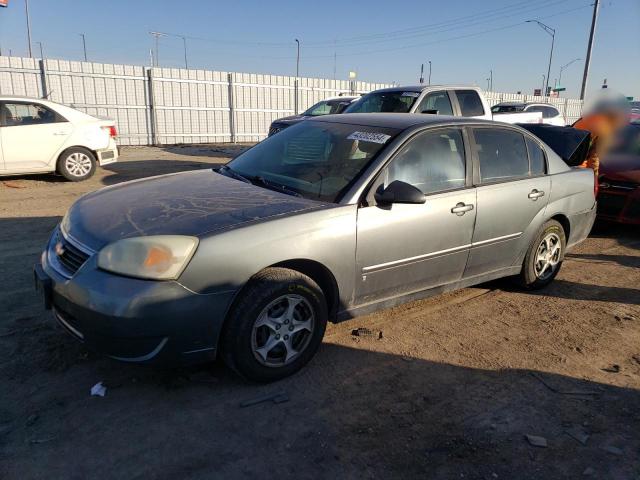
xmin=345 ymin=85 xmax=543 ymax=124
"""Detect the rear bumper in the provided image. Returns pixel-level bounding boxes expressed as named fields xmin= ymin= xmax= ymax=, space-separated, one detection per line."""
xmin=35 ymin=231 xmax=236 ymax=365
xmin=97 ymin=139 xmax=119 ymax=166
xmin=567 ymin=202 xmax=597 ymax=249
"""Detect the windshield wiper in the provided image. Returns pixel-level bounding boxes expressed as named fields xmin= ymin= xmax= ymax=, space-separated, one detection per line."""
xmin=217 ymin=165 xmax=251 ymax=184
xmin=248 ymin=175 xmax=303 ymax=198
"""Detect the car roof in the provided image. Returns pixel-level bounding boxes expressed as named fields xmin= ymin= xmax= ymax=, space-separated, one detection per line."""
xmin=365 ymin=85 xmax=480 ymax=94
xmin=308 ymin=112 xmax=495 ymax=129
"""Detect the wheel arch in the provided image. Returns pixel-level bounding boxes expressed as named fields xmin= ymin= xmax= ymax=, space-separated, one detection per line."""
xmin=56 ymin=145 xmax=97 ymax=170
xmin=549 ymin=213 xmax=570 ymax=241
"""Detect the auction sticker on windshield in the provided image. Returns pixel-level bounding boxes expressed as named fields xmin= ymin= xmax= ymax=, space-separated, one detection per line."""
xmin=347 ymin=131 xmax=391 ymax=144
xmin=401 ymin=92 xmax=420 ymax=97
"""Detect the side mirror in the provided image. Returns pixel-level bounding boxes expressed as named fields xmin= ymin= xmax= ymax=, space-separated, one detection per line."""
xmin=374 ymin=180 xmax=426 ymax=205
xmin=421 ymin=109 xmax=439 ymax=115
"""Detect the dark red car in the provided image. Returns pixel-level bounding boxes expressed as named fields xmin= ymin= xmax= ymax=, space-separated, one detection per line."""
xmin=598 ymin=122 xmax=640 ymax=224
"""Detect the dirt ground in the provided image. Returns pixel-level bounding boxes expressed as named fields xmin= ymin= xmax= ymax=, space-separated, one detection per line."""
xmin=1 ymin=145 xmax=639 ymax=480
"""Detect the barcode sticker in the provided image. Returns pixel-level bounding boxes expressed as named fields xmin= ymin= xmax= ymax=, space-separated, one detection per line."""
xmin=347 ymin=131 xmax=391 ymax=144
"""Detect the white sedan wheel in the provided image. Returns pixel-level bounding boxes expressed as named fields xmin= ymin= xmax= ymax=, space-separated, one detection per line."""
xmin=64 ymin=152 xmax=93 ymax=177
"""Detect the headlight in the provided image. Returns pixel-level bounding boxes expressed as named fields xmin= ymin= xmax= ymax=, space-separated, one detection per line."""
xmin=97 ymin=235 xmax=198 ymax=280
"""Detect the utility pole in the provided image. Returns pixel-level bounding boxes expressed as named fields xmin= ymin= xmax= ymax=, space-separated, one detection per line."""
xmin=181 ymin=35 xmax=188 ymax=69
xmin=295 ymin=38 xmax=300 ymax=77
xmin=527 ymin=20 xmax=555 ymax=97
xmin=333 ymin=39 xmax=336 ymax=81
xmin=489 ymin=69 xmax=493 ymax=91
xmin=79 ymin=33 xmax=87 ymax=62
xmin=36 ymin=40 xmax=44 ymax=59
xmin=419 ymin=63 xmax=424 ymax=84
xmin=428 ymin=60 xmax=432 ymax=85
xmin=541 ymin=74 xmax=546 ymax=96
xmin=24 ymin=0 xmax=33 ymax=57
xmin=580 ymin=0 xmax=599 ymax=100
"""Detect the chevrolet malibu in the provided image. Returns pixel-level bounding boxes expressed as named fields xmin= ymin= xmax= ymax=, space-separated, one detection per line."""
xmin=35 ymin=114 xmax=597 ymax=382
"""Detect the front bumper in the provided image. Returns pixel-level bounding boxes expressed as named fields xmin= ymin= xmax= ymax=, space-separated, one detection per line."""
xmin=35 ymin=229 xmax=236 ymax=365
xmin=597 ymin=187 xmax=640 ymax=225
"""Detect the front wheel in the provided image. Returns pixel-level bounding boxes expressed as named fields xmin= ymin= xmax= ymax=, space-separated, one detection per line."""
xmin=57 ymin=147 xmax=96 ymax=181
xmin=220 ymin=268 xmax=328 ymax=382
xmin=517 ymin=219 xmax=566 ymax=289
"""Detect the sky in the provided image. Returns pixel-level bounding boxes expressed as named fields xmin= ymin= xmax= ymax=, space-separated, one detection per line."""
xmin=0 ymin=0 xmax=638 ymax=99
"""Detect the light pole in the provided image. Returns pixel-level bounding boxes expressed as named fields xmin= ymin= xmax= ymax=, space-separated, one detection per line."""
xmin=295 ymin=38 xmax=300 ymax=78
xmin=149 ymin=31 xmax=167 ymax=67
xmin=24 ymin=0 xmax=33 ymax=58
xmin=36 ymin=41 xmax=44 ymax=59
xmin=489 ymin=69 xmax=493 ymax=91
xmin=79 ymin=33 xmax=88 ymax=62
xmin=558 ymin=58 xmax=581 ymax=88
xmin=428 ymin=60 xmax=432 ymax=85
xmin=527 ymin=19 xmax=555 ymax=97
xmin=419 ymin=63 xmax=424 ymax=84
xmin=541 ymin=74 xmax=545 ymax=97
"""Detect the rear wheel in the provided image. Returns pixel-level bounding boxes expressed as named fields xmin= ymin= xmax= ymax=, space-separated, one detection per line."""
xmin=517 ymin=219 xmax=566 ymax=289
xmin=221 ymin=268 xmax=328 ymax=382
xmin=57 ymin=147 xmax=96 ymax=181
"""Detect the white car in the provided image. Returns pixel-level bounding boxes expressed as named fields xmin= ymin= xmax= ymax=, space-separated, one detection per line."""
xmin=0 ymin=96 xmax=118 ymax=181
xmin=491 ymin=102 xmax=565 ymax=126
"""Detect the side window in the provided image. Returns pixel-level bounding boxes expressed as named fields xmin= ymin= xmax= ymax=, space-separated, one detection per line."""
xmin=544 ymin=106 xmax=560 ymax=118
xmin=386 ymin=128 xmax=466 ymax=195
xmin=307 ymin=102 xmax=332 ymax=116
xmin=526 ymin=137 xmax=546 ymax=175
xmin=455 ymin=90 xmax=485 ymax=117
xmin=473 ymin=128 xmax=529 ymax=182
xmin=416 ymin=91 xmax=453 ymax=115
xmin=525 ymin=105 xmax=544 ymax=114
xmin=1 ymin=102 xmax=60 ymax=126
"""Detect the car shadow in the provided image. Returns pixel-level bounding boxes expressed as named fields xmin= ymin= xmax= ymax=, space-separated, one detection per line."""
xmin=160 ymin=143 xmax=251 ymax=158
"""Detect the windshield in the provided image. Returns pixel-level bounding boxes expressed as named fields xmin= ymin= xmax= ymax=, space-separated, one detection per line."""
xmin=225 ymin=121 xmax=399 ymax=202
xmin=345 ymin=91 xmax=418 ymax=114
xmin=491 ymin=104 xmax=525 ymax=113
xmin=303 ymin=100 xmax=349 ymax=116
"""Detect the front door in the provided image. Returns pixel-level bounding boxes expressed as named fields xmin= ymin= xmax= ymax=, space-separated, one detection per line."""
xmin=355 ymin=127 xmax=476 ymax=305
xmin=464 ymin=127 xmax=551 ymax=277
xmin=0 ymin=101 xmax=72 ymax=172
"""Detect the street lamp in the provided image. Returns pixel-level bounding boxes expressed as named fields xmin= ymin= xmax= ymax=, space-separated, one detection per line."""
xmin=149 ymin=31 xmax=167 ymax=67
xmin=295 ymin=38 xmax=300 ymax=78
xmin=428 ymin=60 xmax=432 ymax=85
xmin=527 ymin=19 xmax=555 ymax=97
xmin=558 ymin=58 xmax=581 ymax=87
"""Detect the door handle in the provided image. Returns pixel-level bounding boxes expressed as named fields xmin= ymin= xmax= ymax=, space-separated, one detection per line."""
xmin=528 ymin=189 xmax=545 ymax=200
xmin=451 ymin=202 xmax=474 ymax=216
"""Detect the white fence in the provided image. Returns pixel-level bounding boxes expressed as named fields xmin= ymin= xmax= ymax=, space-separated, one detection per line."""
xmin=0 ymin=55 xmax=582 ymax=145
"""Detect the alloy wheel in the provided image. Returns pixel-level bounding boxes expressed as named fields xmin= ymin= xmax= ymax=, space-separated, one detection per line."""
xmin=64 ymin=152 xmax=92 ymax=177
xmin=251 ymin=294 xmax=315 ymax=368
xmin=534 ymin=232 xmax=562 ymax=280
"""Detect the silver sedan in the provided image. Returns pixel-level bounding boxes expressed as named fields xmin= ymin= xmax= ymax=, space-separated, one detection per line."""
xmin=35 ymin=114 xmax=597 ymax=382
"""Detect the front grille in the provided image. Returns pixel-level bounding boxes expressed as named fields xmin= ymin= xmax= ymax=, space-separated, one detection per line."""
xmin=625 ymin=199 xmax=640 ymax=219
xmin=268 ymin=123 xmax=289 ymax=137
xmin=597 ymin=193 xmax=626 ymax=217
xmin=52 ymin=230 xmax=92 ymax=277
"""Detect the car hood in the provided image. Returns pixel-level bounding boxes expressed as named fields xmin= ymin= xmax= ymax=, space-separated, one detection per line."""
xmin=600 ymin=154 xmax=640 ymax=184
xmin=63 ymin=170 xmax=328 ymax=251
xmin=273 ymin=115 xmax=306 ymax=125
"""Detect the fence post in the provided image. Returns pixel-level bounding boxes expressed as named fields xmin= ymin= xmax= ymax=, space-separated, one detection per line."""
xmin=228 ymin=73 xmax=236 ymax=143
xmin=146 ymin=67 xmax=159 ymax=146
xmin=38 ymin=59 xmax=48 ymax=98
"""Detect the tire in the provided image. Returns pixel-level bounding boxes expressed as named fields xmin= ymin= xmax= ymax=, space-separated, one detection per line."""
xmin=517 ymin=219 xmax=566 ymax=290
xmin=57 ymin=147 xmax=96 ymax=181
xmin=220 ymin=267 xmax=328 ymax=382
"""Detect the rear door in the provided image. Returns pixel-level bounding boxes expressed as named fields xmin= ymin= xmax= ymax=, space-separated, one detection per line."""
xmin=463 ymin=126 xmax=551 ymax=277
xmin=453 ymin=89 xmax=491 ymax=119
xmin=0 ymin=101 xmax=73 ymax=172
xmin=355 ymin=126 xmax=476 ymax=304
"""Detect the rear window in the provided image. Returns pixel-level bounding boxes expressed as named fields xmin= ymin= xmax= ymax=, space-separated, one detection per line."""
xmin=456 ymin=90 xmax=485 ymax=117
xmin=473 ymin=128 xmax=529 ymax=182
